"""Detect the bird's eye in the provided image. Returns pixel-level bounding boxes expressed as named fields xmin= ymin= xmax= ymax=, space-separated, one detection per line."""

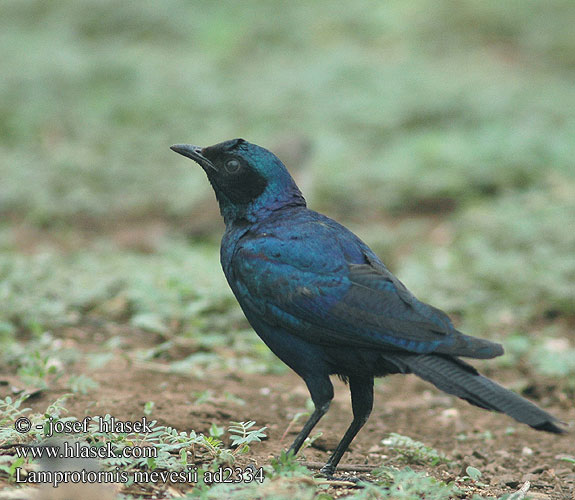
xmin=225 ymin=159 xmax=241 ymax=173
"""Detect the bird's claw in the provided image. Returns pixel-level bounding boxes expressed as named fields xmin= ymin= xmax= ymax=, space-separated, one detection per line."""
xmin=318 ymin=471 xmax=363 ymax=484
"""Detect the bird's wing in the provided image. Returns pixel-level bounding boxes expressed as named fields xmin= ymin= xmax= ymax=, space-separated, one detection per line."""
xmin=231 ymin=229 xmax=464 ymax=355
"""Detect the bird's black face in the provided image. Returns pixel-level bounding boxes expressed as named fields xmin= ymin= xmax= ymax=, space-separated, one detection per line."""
xmin=170 ymin=139 xmax=268 ymax=205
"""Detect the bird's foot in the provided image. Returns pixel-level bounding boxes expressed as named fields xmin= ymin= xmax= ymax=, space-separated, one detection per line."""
xmin=319 ymin=464 xmax=335 ymax=477
xmin=318 ymin=465 xmax=368 ymax=484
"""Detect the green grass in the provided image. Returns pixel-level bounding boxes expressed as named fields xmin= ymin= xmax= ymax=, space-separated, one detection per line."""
xmin=0 ymin=394 xmax=267 ymax=486
xmin=1 ymin=0 xmax=575 ymax=220
xmin=398 ymin=191 xmax=575 ymax=333
xmin=381 ymin=433 xmax=451 ymax=466
xmin=0 ymin=240 xmax=288 ymax=387
xmin=0 ymin=394 xmax=475 ymax=500
xmin=1 ymin=1 xmax=574 ymax=498
xmin=0 ymin=242 xmax=230 ymax=334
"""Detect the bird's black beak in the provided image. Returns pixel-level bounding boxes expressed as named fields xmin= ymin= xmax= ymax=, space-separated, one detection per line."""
xmin=170 ymin=144 xmax=217 ymax=172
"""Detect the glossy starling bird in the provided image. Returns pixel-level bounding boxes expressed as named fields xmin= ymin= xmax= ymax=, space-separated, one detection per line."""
xmin=171 ymin=139 xmax=565 ymax=476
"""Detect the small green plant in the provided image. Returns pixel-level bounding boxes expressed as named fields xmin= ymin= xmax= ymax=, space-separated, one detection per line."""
xmin=193 ymin=389 xmax=215 ymax=405
xmin=0 ymin=394 xmax=268 ymax=488
xmin=228 ymin=420 xmax=267 ymax=454
xmin=382 ymin=433 xmax=451 ymax=466
xmin=0 ymin=456 xmax=25 ymax=482
xmin=557 ymin=454 xmax=575 ymax=464
xmin=368 ymin=466 xmax=461 ymax=499
xmin=0 ymin=394 xmax=35 ymax=445
xmin=456 ymin=430 xmax=494 ymax=442
xmin=68 ymin=374 xmax=99 ymax=394
xmin=0 ymin=394 xmax=31 ymax=426
xmin=224 ymin=391 xmax=246 ymax=405
xmin=302 ymin=431 xmax=323 ymax=451
xmin=269 ymin=450 xmax=311 ymax=477
xmin=143 ymin=401 xmax=155 ymax=416
xmin=458 ymin=465 xmax=487 ymax=488
xmin=209 ymin=423 xmax=225 ymax=439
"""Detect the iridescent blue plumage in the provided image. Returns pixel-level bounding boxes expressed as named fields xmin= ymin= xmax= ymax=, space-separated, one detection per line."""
xmin=170 ymin=139 xmax=565 ymax=476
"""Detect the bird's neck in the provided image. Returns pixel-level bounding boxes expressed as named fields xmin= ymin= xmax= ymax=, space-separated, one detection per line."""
xmin=221 ymin=188 xmax=306 ymax=227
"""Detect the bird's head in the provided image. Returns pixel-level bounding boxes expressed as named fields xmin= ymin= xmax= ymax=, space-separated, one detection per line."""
xmin=171 ymin=139 xmax=305 ymax=224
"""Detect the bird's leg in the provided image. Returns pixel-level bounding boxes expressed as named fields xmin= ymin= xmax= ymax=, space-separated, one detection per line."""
xmin=288 ymin=376 xmax=334 ymax=455
xmin=288 ymin=401 xmax=330 ymax=455
xmin=320 ymin=376 xmax=374 ymax=477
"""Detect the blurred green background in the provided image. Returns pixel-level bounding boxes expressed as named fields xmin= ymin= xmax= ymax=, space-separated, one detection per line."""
xmin=1 ymin=0 xmax=575 ymax=379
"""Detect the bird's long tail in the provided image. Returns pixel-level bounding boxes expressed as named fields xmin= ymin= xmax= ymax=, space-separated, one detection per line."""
xmin=393 ymin=354 xmax=565 ymax=433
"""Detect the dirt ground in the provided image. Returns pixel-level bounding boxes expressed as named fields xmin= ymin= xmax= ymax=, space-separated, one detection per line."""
xmin=4 ymin=324 xmax=573 ymax=500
